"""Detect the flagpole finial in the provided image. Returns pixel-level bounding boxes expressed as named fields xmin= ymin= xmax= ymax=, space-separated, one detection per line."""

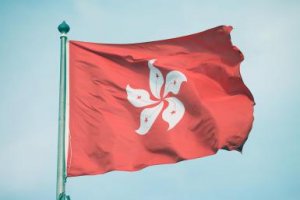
xmin=58 ymin=21 xmax=70 ymax=34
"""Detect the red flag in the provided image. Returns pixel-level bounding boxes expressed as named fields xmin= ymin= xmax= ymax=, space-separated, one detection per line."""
xmin=67 ymin=26 xmax=254 ymax=177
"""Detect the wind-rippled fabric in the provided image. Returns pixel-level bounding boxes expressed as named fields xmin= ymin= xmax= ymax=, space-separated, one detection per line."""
xmin=67 ymin=25 xmax=254 ymax=177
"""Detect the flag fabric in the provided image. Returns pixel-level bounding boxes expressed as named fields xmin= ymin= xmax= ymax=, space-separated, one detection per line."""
xmin=67 ymin=25 xmax=254 ymax=177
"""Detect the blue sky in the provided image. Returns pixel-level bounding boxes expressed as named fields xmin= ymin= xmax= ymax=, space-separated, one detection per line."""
xmin=0 ymin=0 xmax=299 ymax=199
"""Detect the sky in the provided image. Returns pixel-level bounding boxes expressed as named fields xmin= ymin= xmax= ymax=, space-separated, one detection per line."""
xmin=0 ymin=0 xmax=299 ymax=199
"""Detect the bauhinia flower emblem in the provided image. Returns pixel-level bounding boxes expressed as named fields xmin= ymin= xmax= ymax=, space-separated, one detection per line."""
xmin=126 ymin=59 xmax=187 ymax=135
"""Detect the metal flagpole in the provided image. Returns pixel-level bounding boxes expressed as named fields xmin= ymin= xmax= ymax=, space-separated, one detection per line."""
xmin=57 ymin=21 xmax=70 ymax=200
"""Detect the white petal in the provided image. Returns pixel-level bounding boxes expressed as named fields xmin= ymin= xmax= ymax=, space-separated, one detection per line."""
xmin=126 ymin=85 xmax=158 ymax=107
xmin=162 ymin=97 xmax=185 ymax=130
xmin=148 ymin=59 xmax=164 ymax=99
xmin=136 ymin=102 xmax=164 ymax=135
xmin=163 ymin=70 xmax=187 ymax=97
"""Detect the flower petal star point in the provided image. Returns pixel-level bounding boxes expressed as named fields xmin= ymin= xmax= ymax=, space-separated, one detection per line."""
xmin=126 ymin=59 xmax=187 ymax=135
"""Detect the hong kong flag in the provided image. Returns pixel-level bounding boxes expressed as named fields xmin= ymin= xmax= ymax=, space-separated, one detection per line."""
xmin=67 ymin=26 xmax=254 ymax=177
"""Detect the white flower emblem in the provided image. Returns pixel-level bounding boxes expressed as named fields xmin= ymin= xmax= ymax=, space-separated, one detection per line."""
xmin=126 ymin=59 xmax=187 ymax=135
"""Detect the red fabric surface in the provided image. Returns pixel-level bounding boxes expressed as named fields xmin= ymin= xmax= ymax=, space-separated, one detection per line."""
xmin=67 ymin=25 xmax=254 ymax=177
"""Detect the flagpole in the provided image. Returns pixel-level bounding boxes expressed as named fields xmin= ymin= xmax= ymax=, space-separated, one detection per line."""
xmin=57 ymin=21 xmax=70 ymax=200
